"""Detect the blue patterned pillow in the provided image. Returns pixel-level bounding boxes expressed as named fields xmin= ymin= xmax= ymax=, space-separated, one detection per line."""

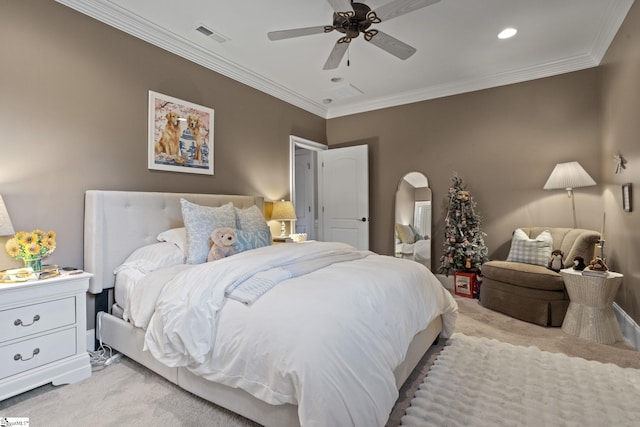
xmin=235 ymin=205 xmax=268 ymax=232
xmin=180 ymin=199 xmax=237 ymax=264
xmin=234 ymin=228 xmax=272 ymax=253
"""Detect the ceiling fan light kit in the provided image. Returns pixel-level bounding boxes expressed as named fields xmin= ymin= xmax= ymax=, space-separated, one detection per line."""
xmin=267 ymin=0 xmax=441 ymax=70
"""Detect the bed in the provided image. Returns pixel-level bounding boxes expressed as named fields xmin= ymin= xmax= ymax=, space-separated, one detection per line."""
xmin=84 ymin=190 xmax=457 ymax=427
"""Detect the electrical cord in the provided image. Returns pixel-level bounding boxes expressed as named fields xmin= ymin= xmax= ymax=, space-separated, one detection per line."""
xmin=89 ymin=311 xmax=122 ymax=371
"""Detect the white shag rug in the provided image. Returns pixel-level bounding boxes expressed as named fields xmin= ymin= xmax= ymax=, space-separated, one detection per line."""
xmin=401 ymin=333 xmax=640 ymax=427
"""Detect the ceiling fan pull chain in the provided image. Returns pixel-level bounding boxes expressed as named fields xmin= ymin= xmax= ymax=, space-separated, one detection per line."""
xmin=347 ymin=45 xmax=350 ymax=66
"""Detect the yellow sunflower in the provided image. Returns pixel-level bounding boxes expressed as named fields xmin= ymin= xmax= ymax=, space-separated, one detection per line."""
xmin=24 ymin=233 xmax=38 ymax=245
xmin=26 ymin=243 xmax=41 ymax=256
xmin=5 ymin=239 xmax=20 ymax=258
xmin=5 ymin=229 xmax=57 ymax=260
xmin=14 ymin=231 xmax=28 ymax=242
xmin=42 ymin=238 xmax=56 ymax=250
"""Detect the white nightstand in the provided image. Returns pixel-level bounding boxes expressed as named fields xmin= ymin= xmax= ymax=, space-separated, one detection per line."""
xmin=560 ymin=268 xmax=624 ymax=344
xmin=0 ymin=272 xmax=92 ymax=400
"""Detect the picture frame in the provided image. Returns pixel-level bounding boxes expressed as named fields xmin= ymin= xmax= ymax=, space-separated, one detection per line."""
xmin=454 ymin=271 xmax=475 ymax=298
xmin=622 ymin=183 xmax=632 ymax=212
xmin=148 ymin=90 xmax=214 ymax=175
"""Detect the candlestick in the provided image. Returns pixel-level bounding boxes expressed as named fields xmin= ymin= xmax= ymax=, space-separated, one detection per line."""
xmin=598 ymin=239 xmax=606 ymax=262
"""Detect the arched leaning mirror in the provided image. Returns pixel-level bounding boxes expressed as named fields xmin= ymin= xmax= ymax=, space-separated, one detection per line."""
xmin=394 ymin=172 xmax=432 ymax=270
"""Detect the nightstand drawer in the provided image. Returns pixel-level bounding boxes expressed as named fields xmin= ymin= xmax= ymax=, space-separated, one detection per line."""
xmin=0 ymin=327 xmax=76 ymax=379
xmin=0 ymin=297 xmax=76 ymax=343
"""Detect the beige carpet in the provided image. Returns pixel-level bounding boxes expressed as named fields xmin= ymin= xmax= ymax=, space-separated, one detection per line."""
xmin=1 ymin=295 xmax=638 ymax=426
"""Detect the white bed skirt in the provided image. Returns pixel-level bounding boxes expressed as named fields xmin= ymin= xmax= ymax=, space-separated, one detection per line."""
xmin=99 ymin=311 xmax=442 ymax=427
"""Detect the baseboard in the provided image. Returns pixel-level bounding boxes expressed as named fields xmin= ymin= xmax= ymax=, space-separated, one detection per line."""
xmin=613 ymin=303 xmax=640 ymax=351
xmin=87 ymin=329 xmax=95 ymax=352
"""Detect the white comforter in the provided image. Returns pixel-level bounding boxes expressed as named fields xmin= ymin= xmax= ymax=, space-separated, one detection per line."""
xmin=130 ymin=241 xmax=457 ymax=427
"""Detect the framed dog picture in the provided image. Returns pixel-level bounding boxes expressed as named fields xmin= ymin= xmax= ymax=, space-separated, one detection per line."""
xmin=148 ymin=90 xmax=214 ymax=175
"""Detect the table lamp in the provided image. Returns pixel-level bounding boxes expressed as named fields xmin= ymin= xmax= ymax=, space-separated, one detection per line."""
xmin=271 ymin=200 xmax=296 ymax=237
xmin=543 ymin=161 xmax=596 ymax=228
xmin=0 ymin=195 xmax=15 ymax=236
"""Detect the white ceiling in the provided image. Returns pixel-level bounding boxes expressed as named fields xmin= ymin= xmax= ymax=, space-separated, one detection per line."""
xmin=56 ymin=0 xmax=634 ymax=119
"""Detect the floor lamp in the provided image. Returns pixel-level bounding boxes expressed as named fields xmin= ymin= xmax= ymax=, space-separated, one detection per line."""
xmin=543 ymin=161 xmax=596 ymax=228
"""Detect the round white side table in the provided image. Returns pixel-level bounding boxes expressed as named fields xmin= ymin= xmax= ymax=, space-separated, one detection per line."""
xmin=560 ymin=268 xmax=624 ymax=344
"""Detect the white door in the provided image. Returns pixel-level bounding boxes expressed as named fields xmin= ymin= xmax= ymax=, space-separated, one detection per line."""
xmin=319 ymin=145 xmax=369 ymax=250
xmin=294 ymin=148 xmax=315 ymax=239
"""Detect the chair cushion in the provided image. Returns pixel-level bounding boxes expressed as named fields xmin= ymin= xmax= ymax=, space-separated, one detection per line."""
xmin=482 ymin=260 xmax=565 ymax=291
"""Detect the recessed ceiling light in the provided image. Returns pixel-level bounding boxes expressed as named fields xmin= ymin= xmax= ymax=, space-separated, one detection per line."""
xmin=498 ymin=27 xmax=517 ymax=39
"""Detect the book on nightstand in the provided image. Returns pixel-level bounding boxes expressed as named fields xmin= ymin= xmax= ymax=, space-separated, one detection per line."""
xmin=38 ymin=264 xmax=60 ymax=280
xmin=273 ymin=236 xmax=293 ymax=244
xmin=581 ymin=269 xmax=608 ymax=278
xmin=0 ymin=267 xmax=38 ymax=283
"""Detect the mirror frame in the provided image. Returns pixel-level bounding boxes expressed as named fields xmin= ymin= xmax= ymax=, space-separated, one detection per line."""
xmin=289 ymin=135 xmax=326 ymax=209
xmin=395 ymin=171 xmax=432 ymax=269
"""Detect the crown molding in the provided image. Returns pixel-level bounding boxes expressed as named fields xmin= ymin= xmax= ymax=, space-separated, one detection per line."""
xmin=56 ymin=0 xmax=329 ymax=117
xmin=326 ymin=53 xmax=599 ymax=118
xmin=57 ymin=0 xmax=634 ymax=120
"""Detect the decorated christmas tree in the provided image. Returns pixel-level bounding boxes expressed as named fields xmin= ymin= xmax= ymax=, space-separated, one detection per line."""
xmin=439 ymin=175 xmax=489 ymax=276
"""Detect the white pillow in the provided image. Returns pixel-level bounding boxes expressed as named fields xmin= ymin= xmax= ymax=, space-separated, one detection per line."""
xmin=114 ymin=242 xmax=185 ymax=319
xmin=180 ymin=199 xmax=237 ymax=264
xmin=157 ymin=227 xmax=187 ymax=252
xmin=115 ymin=242 xmax=185 ymax=275
xmin=506 ymin=229 xmax=553 ymax=267
xmin=395 ymin=224 xmax=416 ymax=244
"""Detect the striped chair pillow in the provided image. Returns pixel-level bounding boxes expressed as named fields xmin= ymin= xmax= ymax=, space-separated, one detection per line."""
xmin=506 ymin=229 xmax=553 ymax=267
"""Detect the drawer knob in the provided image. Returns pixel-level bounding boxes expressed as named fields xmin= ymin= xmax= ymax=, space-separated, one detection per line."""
xmin=14 ymin=348 xmax=40 ymax=362
xmin=14 ymin=314 xmax=41 ymax=327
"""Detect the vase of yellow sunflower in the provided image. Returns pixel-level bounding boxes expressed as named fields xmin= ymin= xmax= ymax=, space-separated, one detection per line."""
xmin=5 ymin=229 xmax=56 ymax=272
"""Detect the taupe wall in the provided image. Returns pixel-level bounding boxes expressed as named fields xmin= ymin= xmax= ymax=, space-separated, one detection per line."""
xmin=327 ymin=0 xmax=640 ymax=324
xmin=0 ymin=1 xmax=325 ymax=273
xmin=600 ymin=1 xmax=640 ymax=322
xmin=2 ymin=1 xmax=639 ymax=326
xmin=327 ymin=70 xmax=603 ymax=261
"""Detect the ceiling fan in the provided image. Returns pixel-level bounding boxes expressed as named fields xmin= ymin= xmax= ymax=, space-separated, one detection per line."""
xmin=267 ymin=0 xmax=440 ymax=70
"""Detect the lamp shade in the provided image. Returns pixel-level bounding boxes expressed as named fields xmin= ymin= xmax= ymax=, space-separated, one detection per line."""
xmin=543 ymin=161 xmax=596 ymax=190
xmin=270 ymin=200 xmax=297 ymax=221
xmin=0 ymin=195 xmax=15 ymax=236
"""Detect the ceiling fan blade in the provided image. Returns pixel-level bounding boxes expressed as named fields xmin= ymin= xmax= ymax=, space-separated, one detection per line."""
xmin=268 ymin=26 xmax=332 ymax=41
xmin=326 ymin=0 xmax=354 ymax=15
xmin=323 ymin=41 xmax=349 ymax=70
xmin=372 ymin=0 xmax=440 ymax=22
xmin=367 ymin=30 xmax=416 ymax=60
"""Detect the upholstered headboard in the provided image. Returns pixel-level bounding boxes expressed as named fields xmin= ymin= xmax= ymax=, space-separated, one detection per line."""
xmin=84 ymin=190 xmax=263 ymax=294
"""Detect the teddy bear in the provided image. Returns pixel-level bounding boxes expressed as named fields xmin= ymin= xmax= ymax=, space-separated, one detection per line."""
xmin=547 ymin=249 xmax=564 ymax=272
xmin=207 ymin=227 xmax=237 ymax=262
xmin=587 ymin=256 xmax=608 ymax=272
xmin=572 ymin=256 xmax=587 ymax=271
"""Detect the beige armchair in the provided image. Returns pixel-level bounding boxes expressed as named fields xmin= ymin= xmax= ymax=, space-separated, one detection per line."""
xmin=480 ymin=227 xmax=600 ymax=326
